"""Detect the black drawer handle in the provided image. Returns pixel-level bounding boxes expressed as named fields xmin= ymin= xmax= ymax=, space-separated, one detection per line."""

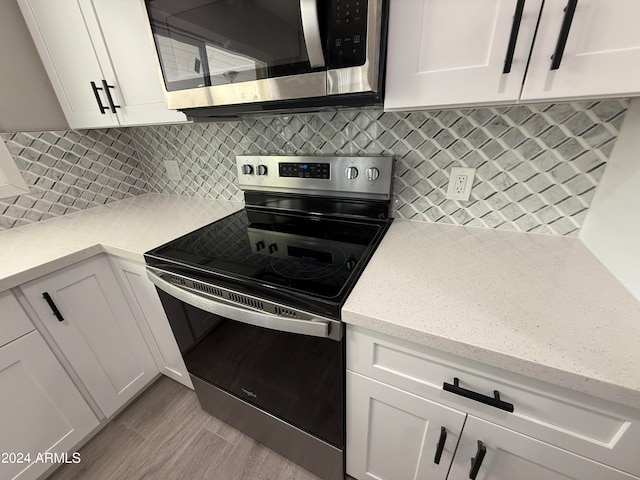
xmin=434 ymin=426 xmax=447 ymax=464
xmin=550 ymin=0 xmax=578 ymax=70
xmin=90 ymin=81 xmax=108 ymax=114
xmin=443 ymin=378 xmax=514 ymax=413
xmin=503 ymin=0 xmax=525 ymax=74
xmin=102 ymin=80 xmax=121 ymax=114
xmin=469 ymin=440 xmax=487 ymax=479
xmin=42 ymin=292 xmax=65 ymax=322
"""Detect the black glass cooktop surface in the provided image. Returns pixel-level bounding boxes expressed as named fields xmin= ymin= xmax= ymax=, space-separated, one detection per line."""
xmin=145 ymin=208 xmax=390 ymax=318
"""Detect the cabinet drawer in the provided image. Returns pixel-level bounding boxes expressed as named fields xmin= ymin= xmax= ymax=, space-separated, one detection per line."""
xmin=347 ymin=325 xmax=640 ymax=476
xmin=0 ymin=290 xmax=34 ymax=347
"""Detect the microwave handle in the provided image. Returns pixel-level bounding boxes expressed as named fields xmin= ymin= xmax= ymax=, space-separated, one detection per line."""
xmin=147 ymin=269 xmax=335 ymax=339
xmin=300 ymin=0 xmax=325 ymax=68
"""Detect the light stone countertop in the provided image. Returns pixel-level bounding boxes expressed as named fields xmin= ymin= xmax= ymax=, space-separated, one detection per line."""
xmin=0 ymin=194 xmax=243 ymax=292
xmin=2 ymin=195 xmax=639 ymax=409
xmin=342 ymin=219 xmax=640 ymax=409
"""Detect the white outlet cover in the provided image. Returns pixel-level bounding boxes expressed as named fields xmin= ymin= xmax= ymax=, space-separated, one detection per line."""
xmin=446 ymin=167 xmax=475 ymax=201
xmin=164 ymin=160 xmax=182 ymax=181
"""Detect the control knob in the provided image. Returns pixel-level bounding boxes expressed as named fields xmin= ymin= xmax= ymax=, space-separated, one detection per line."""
xmin=242 ymin=164 xmax=253 ymax=175
xmin=366 ymin=167 xmax=380 ymax=181
xmin=256 ymin=165 xmax=268 ymax=176
xmin=345 ymin=166 xmax=359 ymax=180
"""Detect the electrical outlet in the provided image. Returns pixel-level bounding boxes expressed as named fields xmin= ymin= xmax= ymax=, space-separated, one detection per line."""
xmin=163 ymin=160 xmax=182 ymax=181
xmin=446 ymin=167 xmax=475 ymax=201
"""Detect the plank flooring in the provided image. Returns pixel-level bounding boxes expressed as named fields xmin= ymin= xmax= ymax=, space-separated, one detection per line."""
xmin=47 ymin=377 xmax=322 ymax=480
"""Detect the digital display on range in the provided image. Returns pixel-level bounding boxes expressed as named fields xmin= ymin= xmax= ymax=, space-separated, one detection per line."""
xmin=279 ymin=162 xmax=330 ymax=179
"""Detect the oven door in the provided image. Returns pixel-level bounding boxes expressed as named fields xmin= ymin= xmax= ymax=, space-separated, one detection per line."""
xmin=143 ymin=0 xmax=327 ymax=109
xmin=148 ymin=268 xmax=344 ymax=450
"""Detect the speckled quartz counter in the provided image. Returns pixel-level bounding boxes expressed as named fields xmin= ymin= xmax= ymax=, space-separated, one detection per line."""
xmin=342 ymin=219 xmax=640 ymax=409
xmin=3 ymin=198 xmax=639 ymax=409
xmin=0 ymin=194 xmax=243 ymax=292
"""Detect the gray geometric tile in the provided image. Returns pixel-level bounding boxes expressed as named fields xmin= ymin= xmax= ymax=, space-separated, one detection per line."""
xmin=0 ymin=99 xmax=629 ymax=237
xmin=0 ymin=129 xmax=149 ymax=230
xmin=126 ymin=99 xmax=628 ymax=237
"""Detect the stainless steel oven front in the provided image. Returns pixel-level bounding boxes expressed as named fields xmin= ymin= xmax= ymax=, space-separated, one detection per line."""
xmin=147 ymin=267 xmax=345 ymax=480
xmin=144 ymin=154 xmax=395 ymax=480
xmin=142 ymin=0 xmax=387 ymax=112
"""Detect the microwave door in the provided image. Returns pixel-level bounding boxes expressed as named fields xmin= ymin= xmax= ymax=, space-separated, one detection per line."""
xmin=300 ymin=0 xmax=325 ymax=68
xmin=146 ymin=0 xmax=327 ymax=109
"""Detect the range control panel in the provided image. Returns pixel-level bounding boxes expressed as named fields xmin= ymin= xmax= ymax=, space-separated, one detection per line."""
xmin=279 ymin=162 xmax=330 ymax=179
xmin=237 ymin=155 xmax=394 ymax=200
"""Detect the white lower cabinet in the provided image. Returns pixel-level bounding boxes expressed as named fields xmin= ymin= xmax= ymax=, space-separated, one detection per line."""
xmin=20 ymin=255 xmax=159 ymax=419
xmin=346 ymin=326 xmax=640 ymax=480
xmin=449 ymin=416 xmax=638 ymax=480
xmin=347 ymin=371 xmax=465 ymax=480
xmin=0 ymin=290 xmax=34 ymax=348
xmin=108 ymin=256 xmax=192 ymax=388
xmin=0 ymin=331 xmax=98 ymax=480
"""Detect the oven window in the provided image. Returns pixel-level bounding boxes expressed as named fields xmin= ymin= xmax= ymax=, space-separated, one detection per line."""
xmin=146 ymin=0 xmax=325 ymax=92
xmin=188 ymin=318 xmax=342 ymax=448
xmin=156 ymin=289 xmax=343 ymax=448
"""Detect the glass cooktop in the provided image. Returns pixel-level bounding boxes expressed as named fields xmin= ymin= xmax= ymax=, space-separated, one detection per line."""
xmin=145 ymin=208 xmax=389 ymax=317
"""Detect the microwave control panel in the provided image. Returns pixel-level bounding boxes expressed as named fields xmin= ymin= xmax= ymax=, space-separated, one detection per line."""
xmin=328 ymin=0 xmax=368 ymax=68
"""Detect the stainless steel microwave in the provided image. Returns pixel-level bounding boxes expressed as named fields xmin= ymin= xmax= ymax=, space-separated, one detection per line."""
xmin=143 ymin=0 xmax=388 ymax=118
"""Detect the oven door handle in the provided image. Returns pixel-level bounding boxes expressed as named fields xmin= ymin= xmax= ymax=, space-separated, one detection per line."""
xmin=147 ymin=270 xmax=336 ymax=339
xmin=300 ymin=0 xmax=325 ymax=68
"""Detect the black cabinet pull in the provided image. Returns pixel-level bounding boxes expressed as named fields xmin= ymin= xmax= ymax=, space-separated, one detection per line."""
xmin=443 ymin=378 xmax=514 ymax=413
xmin=469 ymin=440 xmax=487 ymax=479
xmin=503 ymin=0 xmax=526 ymax=73
xmin=42 ymin=292 xmax=65 ymax=322
xmin=434 ymin=426 xmax=447 ymax=464
xmin=102 ymin=80 xmax=121 ymax=114
xmin=90 ymin=81 xmax=108 ymax=114
xmin=550 ymin=0 xmax=578 ymax=70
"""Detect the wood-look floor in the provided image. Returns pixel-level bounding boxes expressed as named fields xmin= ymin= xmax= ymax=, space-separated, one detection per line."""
xmin=48 ymin=377 xmax=322 ymax=480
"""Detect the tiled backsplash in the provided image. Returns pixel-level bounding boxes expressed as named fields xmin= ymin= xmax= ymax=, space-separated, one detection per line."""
xmin=0 ymin=99 xmax=628 ymax=235
xmin=0 ymin=129 xmax=148 ymax=229
xmin=131 ymin=99 xmax=627 ymax=236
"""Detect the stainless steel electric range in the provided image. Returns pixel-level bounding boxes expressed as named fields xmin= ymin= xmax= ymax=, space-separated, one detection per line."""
xmin=144 ymin=155 xmax=394 ymax=480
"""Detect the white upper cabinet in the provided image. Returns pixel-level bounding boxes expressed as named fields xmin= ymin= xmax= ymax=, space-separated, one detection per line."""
xmin=17 ymin=0 xmax=186 ymax=129
xmin=385 ymin=0 xmax=640 ymax=110
xmin=522 ymin=0 xmax=640 ymax=101
xmin=385 ymin=0 xmax=543 ymax=110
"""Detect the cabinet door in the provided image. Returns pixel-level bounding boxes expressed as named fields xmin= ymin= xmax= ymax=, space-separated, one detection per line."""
xmin=448 ymin=415 xmax=639 ymax=480
xmin=384 ymin=0 xmax=543 ymax=110
xmin=20 ymin=256 xmax=158 ymax=419
xmin=0 ymin=331 xmax=98 ymax=480
xmin=522 ymin=0 xmax=640 ymax=101
xmin=16 ymin=0 xmax=119 ymax=129
xmin=0 ymin=290 xmax=34 ymax=348
xmin=85 ymin=0 xmax=187 ymax=126
xmin=108 ymin=256 xmax=192 ymax=388
xmin=347 ymin=371 xmax=466 ymax=480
